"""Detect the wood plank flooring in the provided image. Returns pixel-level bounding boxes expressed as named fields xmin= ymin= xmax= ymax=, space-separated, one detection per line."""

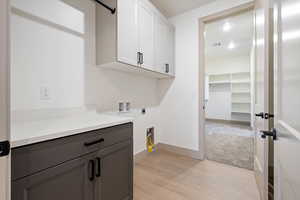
xmin=134 ymin=149 xmax=260 ymax=200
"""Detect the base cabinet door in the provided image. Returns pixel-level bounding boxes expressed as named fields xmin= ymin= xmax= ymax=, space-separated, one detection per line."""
xmin=12 ymin=153 xmax=96 ymax=200
xmin=96 ymin=140 xmax=133 ymax=200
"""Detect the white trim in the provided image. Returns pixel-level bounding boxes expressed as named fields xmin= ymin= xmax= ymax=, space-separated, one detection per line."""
xmin=156 ymin=143 xmax=203 ymax=160
xmin=254 ymin=155 xmax=264 ymax=200
xmin=0 ymin=0 xmax=10 ymax=200
xmin=254 ymin=156 xmax=264 ymax=173
xmin=198 ymin=2 xmax=254 ymax=162
xmin=134 ymin=143 xmax=204 ymax=162
xmin=198 ymin=19 xmax=206 ymax=160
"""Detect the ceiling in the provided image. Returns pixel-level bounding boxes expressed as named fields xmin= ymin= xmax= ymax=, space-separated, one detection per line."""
xmin=205 ymin=11 xmax=253 ymax=61
xmin=150 ymin=0 xmax=215 ymax=17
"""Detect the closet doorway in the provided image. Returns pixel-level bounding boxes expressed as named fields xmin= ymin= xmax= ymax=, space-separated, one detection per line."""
xmin=203 ymin=9 xmax=255 ymax=170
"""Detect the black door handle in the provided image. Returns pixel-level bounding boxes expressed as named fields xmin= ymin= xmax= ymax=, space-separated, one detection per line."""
xmin=255 ymin=112 xmax=265 ymax=119
xmin=95 ymin=157 xmax=101 ymax=177
xmin=261 ymin=128 xmax=277 ymax=140
xmin=84 ymin=138 xmax=104 ymax=147
xmin=88 ymin=159 xmax=95 ymax=181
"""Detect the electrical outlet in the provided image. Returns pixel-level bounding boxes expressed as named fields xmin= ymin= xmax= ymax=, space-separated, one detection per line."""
xmin=40 ymin=86 xmax=51 ymax=100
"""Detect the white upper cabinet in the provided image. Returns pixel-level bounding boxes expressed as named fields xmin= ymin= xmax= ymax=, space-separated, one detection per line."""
xmin=138 ymin=0 xmax=155 ymax=70
xmin=117 ymin=0 xmax=139 ymax=66
xmin=154 ymin=15 xmax=175 ymax=75
xmin=96 ymin=0 xmax=175 ymax=78
xmin=155 ymin=16 xmax=168 ymax=73
xmin=167 ymin=26 xmax=175 ymax=75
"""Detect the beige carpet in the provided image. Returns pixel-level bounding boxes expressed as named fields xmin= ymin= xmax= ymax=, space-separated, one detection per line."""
xmin=205 ymin=121 xmax=254 ymax=170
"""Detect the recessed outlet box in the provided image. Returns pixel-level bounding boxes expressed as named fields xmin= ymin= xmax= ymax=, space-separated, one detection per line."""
xmin=141 ymin=108 xmax=146 ymax=114
xmin=40 ymin=86 xmax=51 ymax=100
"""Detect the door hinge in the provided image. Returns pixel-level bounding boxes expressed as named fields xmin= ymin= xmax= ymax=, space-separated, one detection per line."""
xmin=0 ymin=141 xmax=10 ymax=157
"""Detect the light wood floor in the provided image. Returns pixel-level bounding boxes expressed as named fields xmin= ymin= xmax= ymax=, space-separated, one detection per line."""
xmin=134 ymin=149 xmax=260 ymax=200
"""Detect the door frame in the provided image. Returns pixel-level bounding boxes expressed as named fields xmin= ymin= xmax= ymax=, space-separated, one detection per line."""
xmin=0 ymin=0 xmax=10 ymax=200
xmin=198 ymin=2 xmax=254 ymax=160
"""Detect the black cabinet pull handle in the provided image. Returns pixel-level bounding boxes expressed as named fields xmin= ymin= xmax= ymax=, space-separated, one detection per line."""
xmin=137 ymin=52 xmax=141 ymax=64
xmin=165 ymin=64 xmax=170 ymax=73
xmin=96 ymin=157 xmax=101 ymax=177
xmin=88 ymin=159 xmax=95 ymax=181
xmin=84 ymin=138 xmax=104 ymax=147
xmin=140 ymin=53 xmax=144 ymax=65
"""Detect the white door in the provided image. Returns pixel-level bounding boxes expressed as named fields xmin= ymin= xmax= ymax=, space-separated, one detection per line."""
xmin=273 ymin=0 xmax=300 ymax=199
xmin=117 ymin=0 xmax=139 ymax=66
xmin=155 ymin=16 xmax=168 ymax=73
xmin=0 ymin=1 xmax=10 ymax=200
xmin=138 ymin=0 xmax=155 ymax=70
xmin=253 ymin=0 xmax=273 ymax=199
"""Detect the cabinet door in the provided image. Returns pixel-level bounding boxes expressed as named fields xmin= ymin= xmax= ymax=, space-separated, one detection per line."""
xmin=117 ymin=0 xmax=139 ymax=66
xmin=12 ymin=153 xmax=96 ymax=200
xmin=155 ymin=16 xmax=169 ymax=73
xmin=167 ymin=26 xmax=175 ymax=75
xmin=138 ymin=0 xmax=155 ymax=70
xmin=96 ymin=140 xmax=133 ymax=200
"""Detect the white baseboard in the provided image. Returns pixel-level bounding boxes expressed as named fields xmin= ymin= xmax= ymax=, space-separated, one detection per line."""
xmin=254 ymin=156 xmax=263 ymax=173
xmin=134 ymin=143 xmax=204 ymax=161
xmin=254 ymin=156 xmax=264 ymax=200
xmin=156 ymin=143 xmax=203 ymax=160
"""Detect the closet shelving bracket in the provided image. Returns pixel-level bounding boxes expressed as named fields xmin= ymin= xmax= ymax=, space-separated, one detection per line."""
xmin=94 ymin=0 xmax=116 ymax=14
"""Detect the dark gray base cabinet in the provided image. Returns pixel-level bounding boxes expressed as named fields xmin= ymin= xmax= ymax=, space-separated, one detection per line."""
xmin=12 ymin=123 xmax=133 ymax=200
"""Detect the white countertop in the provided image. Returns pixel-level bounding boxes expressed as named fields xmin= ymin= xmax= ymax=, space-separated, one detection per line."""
xmin=11 ymin=111 xmax=133 ymax=148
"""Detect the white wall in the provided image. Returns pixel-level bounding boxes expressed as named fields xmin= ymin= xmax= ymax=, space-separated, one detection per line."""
xmin=158 ymin=0 xmax=253 ymax=151
xmin=206 ymin=55 xmax=250 ymax=74
xmin=11 ymin=0 xmax=160 ymax=154
xmin=206 ymin=84 xmax=232 ymax=120
xmin=11 ymin=0 xmax=254 ymax=156
xmin=205 ymin=55 xmax=250 ymax=120
xmin=11 ymin=1 xmax=86 ymax=111
xmin=86 ymin=69 xmax=159 ymax=112
xmin=128 ymin=108 xmax=161 ymax=154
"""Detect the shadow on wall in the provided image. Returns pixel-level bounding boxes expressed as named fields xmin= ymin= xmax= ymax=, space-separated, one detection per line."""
xmin=11 ymin=0 xmax=175 ymax=113
xmin=10 ymin=1 xmax=87 ymax=111
xmin=158 ymin=78 xmax=175 ymax=102
xmin=10 ymin=0 xmax=175 ymax=155
xmin=85 ymin=67 xmax=175 ymax=112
